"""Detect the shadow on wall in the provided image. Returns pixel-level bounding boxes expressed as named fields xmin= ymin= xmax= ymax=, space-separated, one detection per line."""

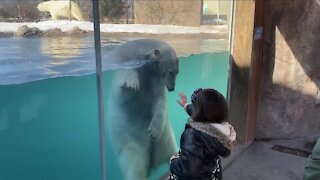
xmin=257 ymin=0 xmax=320 ymax=139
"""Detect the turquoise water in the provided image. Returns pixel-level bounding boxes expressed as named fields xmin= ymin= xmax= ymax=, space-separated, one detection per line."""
xmin=0 ymin=52 xmax=229 ymax=179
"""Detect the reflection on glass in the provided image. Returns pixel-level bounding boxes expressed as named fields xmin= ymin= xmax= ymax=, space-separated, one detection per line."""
xmin=202 ymin=0 xmax=232 ymax=25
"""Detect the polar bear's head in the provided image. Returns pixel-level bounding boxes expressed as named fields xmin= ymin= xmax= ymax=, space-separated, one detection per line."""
xmin=158 ymin=58 xmax=179 ymax=92
xmin=147 ymin=47 xmax=179 ymax=92
xmin=109 ymin=39 xmax=180 ymax=92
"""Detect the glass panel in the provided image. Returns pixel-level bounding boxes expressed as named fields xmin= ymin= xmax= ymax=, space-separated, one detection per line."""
xmin=100 ymin=0 xmax=234 ymax=179
xmin=0 ymin=0 xmax=234 ymax=179
xmin=0 ymin=0 xmax=101 ymax=179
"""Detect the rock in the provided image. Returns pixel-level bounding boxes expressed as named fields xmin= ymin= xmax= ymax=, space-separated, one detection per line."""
xmin=257 ymin=0 xmax=320 ymax=139
xmin=16 ymin=26 xmax=42 ymax=37
xmin=15 ymin=26 xmax=88 ymax=38
xmin=25 ymin=27 xmax=42 ymax=37
xmin=16 ymin=25 xmax=29 ymax=37
xmin=65 ymin=26 xmax=87 ymax=36
xmin=42 ymin=28 xmax=64 ymax=37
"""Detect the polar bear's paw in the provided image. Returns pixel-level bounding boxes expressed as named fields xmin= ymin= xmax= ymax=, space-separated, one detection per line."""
xmin=120 ymin=76 xmax=140 ymax=91
xmin=117 ymin=69 xmax=140 ymax=91
xmin=148 ymin=123 xmax=162 ymax=141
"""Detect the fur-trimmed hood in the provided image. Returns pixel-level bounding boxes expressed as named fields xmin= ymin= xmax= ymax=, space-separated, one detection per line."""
xmin=188 ymin=120 xmax=237 ymax=150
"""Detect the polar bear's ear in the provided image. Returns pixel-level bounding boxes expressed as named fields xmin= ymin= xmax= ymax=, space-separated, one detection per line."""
xmin=154 ymin=49 xmax=160 ymax=56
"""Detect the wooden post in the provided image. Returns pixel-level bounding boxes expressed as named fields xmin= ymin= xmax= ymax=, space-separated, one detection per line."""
xmin=246 ymin=0 xmax=267 ymax=144
xmin=228 ymin=0 xmax=256 ymax=144
xmin=69 ymin=0 xmax=72 ymax=21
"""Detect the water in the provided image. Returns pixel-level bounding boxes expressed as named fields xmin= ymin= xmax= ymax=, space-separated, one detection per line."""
xmin=0 ymin=36 xmax=227 ymax=85
xmin=0 ymin=37 xmax=229 ymax=179
xmin=0 ymin=36 xmax=120 ymax=85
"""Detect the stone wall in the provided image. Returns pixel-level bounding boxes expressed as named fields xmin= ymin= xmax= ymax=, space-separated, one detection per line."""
xmin=134 ymin=0 xmax=202 ymax=27
xmin=257 ymin=0 xmax=320 ymax=139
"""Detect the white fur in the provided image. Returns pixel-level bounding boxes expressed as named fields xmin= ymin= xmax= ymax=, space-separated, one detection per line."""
xmin=37 ymin=1 xmax=85 ymax=21
xmin=106 ymin=39 xmax=179 ymax=180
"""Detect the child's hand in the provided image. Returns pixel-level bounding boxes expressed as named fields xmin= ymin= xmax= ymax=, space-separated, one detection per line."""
xmin=177 ymin=93 xmax=188 ymax=107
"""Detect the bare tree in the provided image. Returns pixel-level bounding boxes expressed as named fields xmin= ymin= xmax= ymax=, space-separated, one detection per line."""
xmin=0 ymin=0 xmax=8 ymax=8
xmin=16 ymin=0 xmax=21 ymax=19
xmin=137 ymin=0 xmax=198 ymax=25
xmin=100 ymin=0 xmax=124 ymax=22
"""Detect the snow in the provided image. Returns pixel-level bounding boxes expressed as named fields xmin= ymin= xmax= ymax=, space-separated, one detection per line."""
xmin=0 ymin=20 xmax=227 ymax=34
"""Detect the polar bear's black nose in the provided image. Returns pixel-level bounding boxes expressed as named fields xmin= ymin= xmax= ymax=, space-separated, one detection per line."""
xmin=168 ymin=86 xmax=175 ymax=92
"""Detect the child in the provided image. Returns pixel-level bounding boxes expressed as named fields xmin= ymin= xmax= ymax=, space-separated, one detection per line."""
xmin=169 ymin=88 xmax=236 ymax=180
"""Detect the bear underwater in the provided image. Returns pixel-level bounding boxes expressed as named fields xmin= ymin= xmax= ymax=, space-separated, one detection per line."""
xmin=105 ymin=39 xmax=179 ymax=180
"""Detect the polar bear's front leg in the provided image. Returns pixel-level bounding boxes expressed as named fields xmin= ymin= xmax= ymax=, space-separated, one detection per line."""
xmin=117 ymin=142 xmax=148 ymax=180
xmin=148 ymin=99 xmax=166 ymax=141
xmin=112 ymin=69 xmax=140 ymax=104
xmin=50 ymin=11 xmax=59 ymax=20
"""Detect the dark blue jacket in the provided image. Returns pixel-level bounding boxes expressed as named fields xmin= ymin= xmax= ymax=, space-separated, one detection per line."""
xmin=170 ymin=124 xmax=230 ymax=180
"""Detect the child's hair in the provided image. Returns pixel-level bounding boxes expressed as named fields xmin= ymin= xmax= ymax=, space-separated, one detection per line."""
xmin=191 ymin=89 xmax=228 ymax=123
xmin=191 ymin=88 xmax=202 ymax=104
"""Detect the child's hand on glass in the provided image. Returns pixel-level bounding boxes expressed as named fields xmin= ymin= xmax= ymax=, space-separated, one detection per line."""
xmin=177 ymin=93 xmax=188 ymax=107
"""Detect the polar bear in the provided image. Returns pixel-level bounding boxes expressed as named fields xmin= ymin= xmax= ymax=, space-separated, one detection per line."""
xmin=105 ymin=39 xmax=179 ymax=180
xmin=37 ymin=1 xmax=85 ymax=21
